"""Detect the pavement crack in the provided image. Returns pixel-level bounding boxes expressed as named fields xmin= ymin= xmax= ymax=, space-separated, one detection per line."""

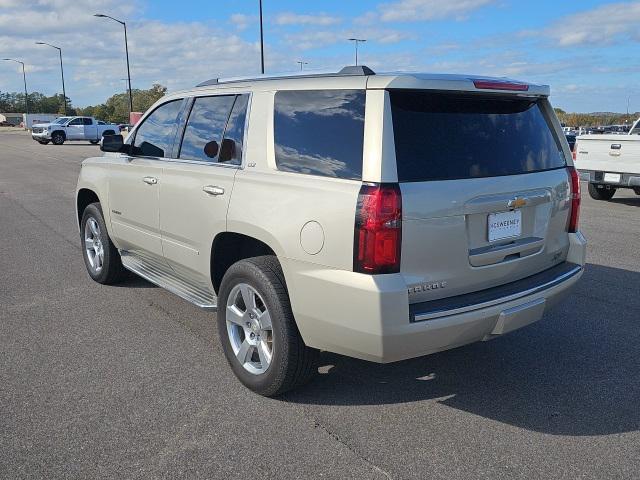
xmin=312 ymin=418 xmax=394 ymax=479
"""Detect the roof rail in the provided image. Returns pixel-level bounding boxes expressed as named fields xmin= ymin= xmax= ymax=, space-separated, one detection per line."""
xmin=195 ymin=65 xmax=375 ymax=87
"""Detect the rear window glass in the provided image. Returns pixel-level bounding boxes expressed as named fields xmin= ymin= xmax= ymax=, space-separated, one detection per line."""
xmin=274 ymin=89 xmax=365 ymax=180
xmin=389 ymin=91 xmax=566 ymax=182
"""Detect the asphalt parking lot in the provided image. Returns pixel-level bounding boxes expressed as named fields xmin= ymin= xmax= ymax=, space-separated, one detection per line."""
xmin=1 ymin=130 xmax=639 ymax=479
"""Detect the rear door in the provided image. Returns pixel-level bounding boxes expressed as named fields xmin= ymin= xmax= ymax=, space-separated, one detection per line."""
xmin=158 ymin=93 xmax=249 ymax=289
xmin=388 ymin=90 xmax=572 ymax=303
xmin=83 ymin=117 xmax=97 ymax=140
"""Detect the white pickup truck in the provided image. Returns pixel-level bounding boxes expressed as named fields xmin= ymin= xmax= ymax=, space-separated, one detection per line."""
xmin=31 ymin=116 xmax=119 ymax=146
xmin=575 ymin=118 xmax=640 ymax=200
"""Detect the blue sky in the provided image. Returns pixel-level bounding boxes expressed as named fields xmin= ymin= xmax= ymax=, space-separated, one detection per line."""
xmin=1 ymin=0 xmax=639 ymax=112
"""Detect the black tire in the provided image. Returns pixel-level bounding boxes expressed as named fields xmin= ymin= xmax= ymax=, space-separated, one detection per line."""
xmin=51 ymin=131 xmax=65 ymax=145
xmin=39 ymin=140 xmax=50 ymax=145
xmin=89 ymin=140 xmax=99 ymax=145
xmin=634 ymin=187 xmax=640 ymax=196
xmin=588 ymin=183 xmax=616 ymax=201
xmin=80 ymin=202 xmax=126 ymax=285
xmin=217 ymin=256 xmax=318 ymax=396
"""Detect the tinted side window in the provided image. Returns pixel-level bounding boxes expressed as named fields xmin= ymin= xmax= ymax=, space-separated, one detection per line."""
xmin=69 ymin=118 xmax=83 ymax=126
xmin=219 ymin=94 xmax=249 ymax=165
xmin=389 ymin=91 xmax=566 ymax=182
xmin=133 ymin=99 xmax=183 ymax=158
xmin=274 ymin=90 xmax=365 ymax=180
xmin=179 ymin=95 xmax=235 ymax=163
xmin=83 ymin=118 xmax=93 ymax=125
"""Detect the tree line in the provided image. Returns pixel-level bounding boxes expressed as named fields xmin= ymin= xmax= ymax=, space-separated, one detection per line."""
xmin=554 ymin=108 xmax=638 ymax=128
xmin=0 ymin=84 xmax=167 ymax=123
xmin=0 ymin=91 xmax=72 ymax=115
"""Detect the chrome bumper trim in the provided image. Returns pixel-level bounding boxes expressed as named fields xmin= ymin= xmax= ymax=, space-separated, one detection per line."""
xmin=412 ymin=264 xmax=582 ymax=322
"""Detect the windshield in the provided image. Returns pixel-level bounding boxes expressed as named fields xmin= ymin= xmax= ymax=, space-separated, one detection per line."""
xmin=389 ymin=91 xmax=566 ymax=182
xmin=51 ymin=117 xmax=71 ymax=125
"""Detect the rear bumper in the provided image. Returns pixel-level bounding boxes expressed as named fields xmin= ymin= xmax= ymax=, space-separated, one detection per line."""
xmin=287 ymin=231 xmax=586 ymax=363
xmin=578 ymin=169 xmax=640 ymax=188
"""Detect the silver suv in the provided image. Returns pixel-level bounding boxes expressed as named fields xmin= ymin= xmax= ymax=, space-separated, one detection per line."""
xmin=75 ymin=66 xmax=586 ymax=396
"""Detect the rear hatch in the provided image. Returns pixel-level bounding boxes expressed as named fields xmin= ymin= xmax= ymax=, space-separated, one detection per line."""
xmin=389 ymin=90 xmax=573 ymax=304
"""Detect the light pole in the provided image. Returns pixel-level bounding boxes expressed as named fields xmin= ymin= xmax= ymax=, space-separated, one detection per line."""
xmin=296 ymin=61 xmax=308 ymax=71
xmin=348 ymin=38 xmax=366 ymax=66
xmin=35 ymin=42 xmax=67 ymax=115
xmin=259 ymin=0 xmax=265 ymax=74
xmin=2 ymin=58 xmax=29 ymax=128
xmin=95 ymin=14 xmax=134 ymax=119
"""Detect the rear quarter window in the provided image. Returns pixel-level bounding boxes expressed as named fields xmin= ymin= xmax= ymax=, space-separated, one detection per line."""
xmin=389 ymin=91 xmax=566 ymax=182
xmin=274 ymin=89 xmax=365 ymax=180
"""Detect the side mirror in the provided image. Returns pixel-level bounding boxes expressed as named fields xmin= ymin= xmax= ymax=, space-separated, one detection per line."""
xmin=100 ymin=134 xmax=124 ymax=153
xmin=219 ymin=138 xmax=236 ymax=162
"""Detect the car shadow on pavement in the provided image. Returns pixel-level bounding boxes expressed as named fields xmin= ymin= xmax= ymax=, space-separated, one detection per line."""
xmin=112 ymin=271 xmax=158 ymax=288
xmin=609 ymin=196 xmax=640 ymax=207
xmin=283 ymin=263 xmax=640 ymax=436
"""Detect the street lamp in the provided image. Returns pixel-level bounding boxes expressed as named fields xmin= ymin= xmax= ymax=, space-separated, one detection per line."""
xmin=348 ymin=38 xmax=366 ymax=66
xmin=94 ymin=14 xmax=133 ymax=119
xmin=2 ymin=58 xmax=29 ymax=128
xmin=35 ymin=42 xmax=68 ymax=115
xmin=259 ymin=0 xmax=265 ymax=74
xmin=296 ymin=61 xmax=308 ymax=71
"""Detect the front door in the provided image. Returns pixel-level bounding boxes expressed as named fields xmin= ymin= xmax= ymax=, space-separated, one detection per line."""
xmin=107 ymin=98 xmax=184 ymax=260
xmin=66 ymin=117 xmax=85 ymax=139
xmin=158 ymin=93 xmax=249 ymax=288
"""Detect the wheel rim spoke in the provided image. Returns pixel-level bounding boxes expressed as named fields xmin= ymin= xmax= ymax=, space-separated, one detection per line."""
xmin=240 ymin=284 xmax=256 ymax=310
xmin=226 ymin=305 xmax=245 ymax=326
xmin=257 ymin=341 xmax=271 ymax=368
xmin=84 ymin=237 xmax=94 ymax=249
xmin=259 ymin=310 xmax=272 ymax=331
xmin=236 ymin=340 xmax=253 ymax=364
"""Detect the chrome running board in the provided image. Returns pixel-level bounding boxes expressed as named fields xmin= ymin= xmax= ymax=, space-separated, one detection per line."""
xmin=120 ymin=250 xmax=217 ymax=311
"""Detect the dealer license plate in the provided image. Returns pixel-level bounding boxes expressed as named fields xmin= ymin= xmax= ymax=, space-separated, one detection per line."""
xmin=488 ymin=210 xmax=522 ymax=242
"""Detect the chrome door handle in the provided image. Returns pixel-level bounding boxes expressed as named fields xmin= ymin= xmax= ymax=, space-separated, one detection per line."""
xmin=142 ymin=176 xmax=158 ymax=185
xmin=203 ymin=185 xmax=225 ymax=196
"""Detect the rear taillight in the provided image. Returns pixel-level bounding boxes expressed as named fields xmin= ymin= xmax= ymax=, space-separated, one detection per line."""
xmin=354 ymin=183 xmax=402 ymax=274
xmin=567 ymin=166 xmax=580 ymax=233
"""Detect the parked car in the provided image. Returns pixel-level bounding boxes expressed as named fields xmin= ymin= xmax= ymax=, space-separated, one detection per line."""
xmin=75 ymin=66 xmax=586 ymax=396
xmin=31 ymin=116 xmax=118 ymax=145
xmin=0 ymin=120 xmax=15 ymax=127
xmin=574 ymin=117 xmax=640 ymax=200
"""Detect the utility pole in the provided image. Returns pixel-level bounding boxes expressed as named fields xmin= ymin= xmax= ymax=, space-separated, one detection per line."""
xmin=296 ymin=61 xmax=308 ymax=71
xmin=35 ymin=42 xmax=67 ymax=115
xmin=94 ymin=14 xmax=134 ymax=119
xmin=259 ymin=0 xmax=265 ymax=74
xmin=348 ymin=38 xmax=366 ymax=66
xmin=2 ymin=58 xmax=29 ymax=128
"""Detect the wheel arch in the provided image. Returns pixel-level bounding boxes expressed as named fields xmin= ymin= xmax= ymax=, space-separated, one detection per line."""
xmin=51 ymin=129 xmax=66 ymax=140
xmin=210 ymin=232 xmax=280 ymax=295
xmin=76 ymin=188 xmax=100 ymax=228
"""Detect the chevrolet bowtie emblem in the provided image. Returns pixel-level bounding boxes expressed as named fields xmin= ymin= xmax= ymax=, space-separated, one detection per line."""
xmin=507 ymin=197 xmax=527 ymax=209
